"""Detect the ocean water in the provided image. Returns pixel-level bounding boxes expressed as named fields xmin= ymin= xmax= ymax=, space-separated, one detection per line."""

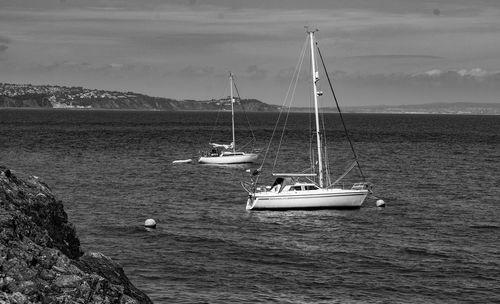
xmin=0 ymin=109 xmax=499 ymax=303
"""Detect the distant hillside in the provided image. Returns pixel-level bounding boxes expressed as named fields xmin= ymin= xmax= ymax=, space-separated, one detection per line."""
xmin=0 ymin=83 xmax=278 ymax=112
xmin=1 ymin=83 xmax=498 ymax=114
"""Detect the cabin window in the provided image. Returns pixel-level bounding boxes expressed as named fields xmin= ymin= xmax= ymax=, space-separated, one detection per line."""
xmin=291 ymin=186 xmax=303 ymax=191
xmin=304 ymin=185 xmax=319 ymax=190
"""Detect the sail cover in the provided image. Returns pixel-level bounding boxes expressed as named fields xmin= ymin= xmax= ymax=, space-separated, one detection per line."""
xmin=209 ymin=142 xmax=234 ymax=149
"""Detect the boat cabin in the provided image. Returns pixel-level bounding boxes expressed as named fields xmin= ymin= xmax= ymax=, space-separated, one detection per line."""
xmin=221 ymin=151 xmax=245 ymax=157
xmin=267 ymin=177 xmax=320 ymax=193
xmin=202 ymin=148 xmax=244 ymax=157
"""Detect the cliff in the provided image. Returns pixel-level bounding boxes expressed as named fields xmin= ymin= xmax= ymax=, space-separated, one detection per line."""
xmin=0 ymin=166 xmax=152 ymax=304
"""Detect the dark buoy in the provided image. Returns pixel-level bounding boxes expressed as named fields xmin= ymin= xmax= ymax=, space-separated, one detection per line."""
xmin=144 ymin=219 xmax=157 ymax=229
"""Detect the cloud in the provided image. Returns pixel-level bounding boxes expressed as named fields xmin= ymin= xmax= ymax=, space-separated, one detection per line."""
xmin=245 ymin=65 xmax=267 ymax=80
xmin=0 ymin=44 xmax=8 ymax=61
xmin=275 ymin=66 xmax=310 ymax=85
xmin=456 ymin=68 xmax=488 ymax=78
xmin=0 ymin=36 xmax=11 ymax=58
xmin=424 ymin=69 xmax=442 ymax=76
xmin=177 ymin=66 xmax=216 ymax=78
xmin=417 ymin=68 xmax=494 ymax=80
xmin=27 ymin=60 xmax=153 ymax=75
xmin=332 ymin=68 xmax=500 ymax=90
xmin=0 ymin=35 xmax=12 ymax=44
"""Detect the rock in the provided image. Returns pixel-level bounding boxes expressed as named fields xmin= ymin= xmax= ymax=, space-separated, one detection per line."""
xmin=121 ymin=294 xmax=140 ymax=304
xmin=9 ymin=292 xmax=27 ymax=304
xmin=75 ymin=252 xmax=152 ymax=304
xmin=54 ymin=274 xmax=82 ymax=288
xmin=0 ymin=166 xmax=153 ymax=304
xmin=16 ymin=281 xmax=37 ymax=296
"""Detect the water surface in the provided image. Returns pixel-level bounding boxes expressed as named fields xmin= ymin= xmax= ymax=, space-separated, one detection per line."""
xmin=1 ymin=109 xmax=499 ymax=303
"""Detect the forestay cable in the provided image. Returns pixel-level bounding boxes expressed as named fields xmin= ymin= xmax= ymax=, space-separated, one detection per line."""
xmin=316 ymin=42 xmax=366 ymax=180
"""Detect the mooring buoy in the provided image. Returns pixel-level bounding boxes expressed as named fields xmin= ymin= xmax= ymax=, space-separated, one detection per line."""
xmin=376 ymin=199 xmax=386 ymax=207
xmin=144 ymin=219 xmax=157 ymax=228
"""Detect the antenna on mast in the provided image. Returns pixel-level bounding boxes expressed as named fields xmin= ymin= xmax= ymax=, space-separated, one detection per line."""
xmin=304 ymin=26 xmax=319 ymax=34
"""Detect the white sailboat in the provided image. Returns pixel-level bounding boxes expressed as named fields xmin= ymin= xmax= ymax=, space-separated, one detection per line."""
xmin=242 ymin=28 xmax=372 ymax=210
xmin=198 ymin=73 xmax=259 ymax=164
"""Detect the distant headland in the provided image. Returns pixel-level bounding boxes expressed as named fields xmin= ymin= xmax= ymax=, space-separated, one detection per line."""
xmin=1 ymin=82 xmax=498 ymax=115
xmin=0 ymin=82 xmax=278 ymax=112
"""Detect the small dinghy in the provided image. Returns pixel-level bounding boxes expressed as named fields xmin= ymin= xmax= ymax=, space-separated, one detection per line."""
xmin=172 ymin=159 xmax=193 ymax=164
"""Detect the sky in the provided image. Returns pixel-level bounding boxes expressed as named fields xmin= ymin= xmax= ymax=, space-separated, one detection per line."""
xmin=1 ymin=0 xmax=500 ymax=106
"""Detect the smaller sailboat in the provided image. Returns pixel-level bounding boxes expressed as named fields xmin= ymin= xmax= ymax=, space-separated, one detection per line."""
xmin=242 ymin=28 xmax=373 ymax=210
xmin=198 ymin=73 xmax=259 ymax=164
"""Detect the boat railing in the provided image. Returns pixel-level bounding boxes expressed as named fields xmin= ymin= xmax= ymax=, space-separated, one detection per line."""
xmin=351 ymin=182 xmax=373 ymax=192
xmin=272 ymin=173 xmax=317 ymax=177
xmin=329 ymin=184 xmax=345 ymax=189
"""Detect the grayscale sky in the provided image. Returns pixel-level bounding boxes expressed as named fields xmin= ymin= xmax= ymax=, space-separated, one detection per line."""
xmin=1 ymin=0 xmax=500 ymax=106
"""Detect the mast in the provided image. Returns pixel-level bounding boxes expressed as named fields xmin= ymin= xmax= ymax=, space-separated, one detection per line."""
xmin=308 ymin=29 xmax=324 ymax=188
xmin=230 ymin=72 xmax=236 ymax=153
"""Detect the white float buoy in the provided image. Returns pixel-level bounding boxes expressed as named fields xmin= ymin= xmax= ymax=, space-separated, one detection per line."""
xmin=376 ymin=199 xmax=386 ymax=207
xmin=144 ymin=219 xmax=157 ymax=228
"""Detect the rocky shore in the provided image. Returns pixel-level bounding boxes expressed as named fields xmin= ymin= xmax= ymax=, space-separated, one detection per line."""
xmin=0 ymin=166 xmax=152 ymax=304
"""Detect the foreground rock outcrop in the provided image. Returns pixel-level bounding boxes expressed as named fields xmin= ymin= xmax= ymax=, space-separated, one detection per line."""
xmin=0 ymin=166 xmax=152 ymax=304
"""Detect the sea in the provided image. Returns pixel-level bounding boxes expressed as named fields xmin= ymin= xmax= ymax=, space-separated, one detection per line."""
xmin=0 ymin=109 xmax=499 ymax=303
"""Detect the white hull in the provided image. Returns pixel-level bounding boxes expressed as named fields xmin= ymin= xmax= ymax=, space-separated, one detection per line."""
xmin=246 ymin=188 xmax=368 ymax=210
xmin=172 ymin=159 xmax=193 ymax=164
xmin=199 ymin=153 xmax=258 ymax=164
xmin=242 ymin=31 xmax=375 ymax=211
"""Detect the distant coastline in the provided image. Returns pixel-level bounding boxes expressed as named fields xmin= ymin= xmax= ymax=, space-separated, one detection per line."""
xmin=340 ymin=102 xmax=500 ymax=115
xmin=1 ymin=82 xmax=499 ymax=115
xmin=299 ymin=102 xmax=500 ymax=115
xmin=0 ymin=82 xmax=278 ymax=112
